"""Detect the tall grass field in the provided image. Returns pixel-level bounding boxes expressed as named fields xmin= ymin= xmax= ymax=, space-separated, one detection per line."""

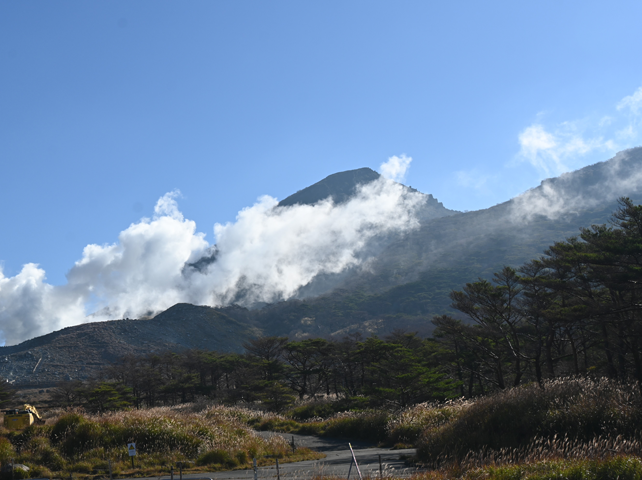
xmin=3 ymin=377 xmax=642 ymax=479
xmin=0 ymin=404 xmax=320 ymax=479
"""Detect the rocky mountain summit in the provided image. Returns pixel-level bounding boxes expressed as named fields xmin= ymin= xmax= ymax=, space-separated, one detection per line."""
xmin=277 ymin=167 xmax=456 ymax=221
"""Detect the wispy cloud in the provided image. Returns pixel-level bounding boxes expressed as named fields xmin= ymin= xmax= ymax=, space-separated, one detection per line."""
xmin=516 ymin=122 xmax=614 ymax=176
xmin=617 ymin=86 xmax=642 ymax=115
xmin=515 ymin=85 xmax=642 ymax=177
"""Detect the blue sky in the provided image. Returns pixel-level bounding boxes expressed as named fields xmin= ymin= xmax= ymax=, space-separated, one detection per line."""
xmin=2 ymin=0 xmax=642 ymax=291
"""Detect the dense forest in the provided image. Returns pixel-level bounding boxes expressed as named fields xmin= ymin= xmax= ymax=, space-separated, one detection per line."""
xmin=41 ymin=197 xmax=642 ymax=413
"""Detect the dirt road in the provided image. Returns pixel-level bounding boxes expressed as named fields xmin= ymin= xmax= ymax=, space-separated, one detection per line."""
xmin=132 ymin=432 xmax=420 ymax=480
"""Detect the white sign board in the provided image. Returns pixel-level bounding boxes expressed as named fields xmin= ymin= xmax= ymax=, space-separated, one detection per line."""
xmin=127 ymin=443 xmax=137 ymax=456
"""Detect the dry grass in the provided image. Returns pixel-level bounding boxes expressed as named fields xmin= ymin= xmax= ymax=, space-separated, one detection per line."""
xmin=6 ymin=377 xmax=642 ymax=479
xmin=387 ymin=399 xmax=472 ymax=447
xmin=416 ymin=377 xmax=642 ymax=468
xmin=0 ymin=403 xmax=323 ymax=479
xmin=409 ymin=455 xmax=642 ymax=480
xmin=251 ymin=409 xmax=391 ymax=444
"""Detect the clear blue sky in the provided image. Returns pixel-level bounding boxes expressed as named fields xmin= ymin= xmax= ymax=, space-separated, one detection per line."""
xmin=2 ymin=1 xmax=642 ymax=287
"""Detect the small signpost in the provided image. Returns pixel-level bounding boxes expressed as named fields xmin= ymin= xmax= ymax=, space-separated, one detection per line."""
xmin=127 ymin=442 xmax=137 ymax=468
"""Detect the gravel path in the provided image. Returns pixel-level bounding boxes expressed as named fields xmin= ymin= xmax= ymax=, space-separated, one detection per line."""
xmin=129 ymin=432 xmax=420 ymax=480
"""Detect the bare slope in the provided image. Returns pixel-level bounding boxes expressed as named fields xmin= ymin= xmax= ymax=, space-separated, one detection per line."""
xmin=0 ymin=303 xmax=261 ymax=386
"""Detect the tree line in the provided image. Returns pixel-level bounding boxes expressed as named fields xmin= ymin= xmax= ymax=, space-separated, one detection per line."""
xmin=51 ymin=197 xmax=642 ymax=411
xmin=52 ymin=332 xmax=456 ymax=412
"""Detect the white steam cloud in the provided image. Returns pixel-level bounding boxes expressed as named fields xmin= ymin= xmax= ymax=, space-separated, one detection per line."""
xmin=0 ymin=156 xmax=425 ymax=345
xmin=511 ymin=148 xmax=642 ymax=221
xmin=380 ymin=155 xmax=411 ymax=183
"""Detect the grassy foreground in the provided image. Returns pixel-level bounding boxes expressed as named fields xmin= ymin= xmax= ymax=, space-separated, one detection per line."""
xmin=3 ymin=377 xmax=642 ymax=479
xmin=0 ymin=404 xmax=322 ymax=479
xmin=406 ymin=456 xmax=642 ymax=480
xmin=250 ymin=377 xmax=642 ymax=478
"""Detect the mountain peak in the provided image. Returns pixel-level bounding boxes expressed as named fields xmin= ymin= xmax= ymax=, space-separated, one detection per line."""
xmin=278 ymin=168 xmax=381 ymax=207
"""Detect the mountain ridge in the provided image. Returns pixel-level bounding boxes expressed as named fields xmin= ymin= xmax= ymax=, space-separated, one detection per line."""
xmin=5 ymin=147 xmax=642 ymax=386
xmin=0 ymin=303 xmax=261 ymax=386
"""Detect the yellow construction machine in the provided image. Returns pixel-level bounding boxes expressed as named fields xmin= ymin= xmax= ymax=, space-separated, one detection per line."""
xmin=3 ymin=404 xmax=45 ymax=429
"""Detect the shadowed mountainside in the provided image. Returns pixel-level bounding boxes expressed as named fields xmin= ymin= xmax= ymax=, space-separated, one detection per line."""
xmin=0 ymin=303 xmax=261 ymax=387
xmin=277 ymin=167 xmax=382 ymax=207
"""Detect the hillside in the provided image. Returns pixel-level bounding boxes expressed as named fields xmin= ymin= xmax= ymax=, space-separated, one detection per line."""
xmin=0 ymin=303 xmax=261 ymax=387
xmin=242 ymin=148 xmax=642 ymax=339
xmin=245 ymin=201 xmax=634 ymax=340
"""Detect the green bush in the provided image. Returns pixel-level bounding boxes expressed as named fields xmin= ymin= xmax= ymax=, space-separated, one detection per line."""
xmin=7 ymin=424 xmax=49 ymax=453
xmin=235 ymin=450 xmax=249 ymax=464
xmin=387 ymin=400 xmax=470 ymax=446
xmin=26 ymin=465 xmax=53 ymax=480
xmin=254 ymin=418 xmax=300 ymax=432
xmin=197 ymin=449 xmax=238 ymax=467
xmin=29 ymin=445 xmax=66 ymax=471
xmin=323 ymin=410 xmax=390 ymax=442
xmin=0 ymin=437 xmax=15 ymax=463
xmin=288 ymin=402 xmax=337 ymax=420
xmin=50 ymin=413 xmax=86 ymax=442
xmin=69 ymin=461 xmax=93 ymax=474
xmin=59 ymin=419 xmax=103 ymax=457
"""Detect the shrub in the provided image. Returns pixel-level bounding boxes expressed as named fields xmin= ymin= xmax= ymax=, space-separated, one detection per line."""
xmin=288 ymin=397 xmax=370 ymax=421
xmin=26 ymin=465 xmax=53 ymax=480
xmin=289 ymin=402 xmax=337 ymax=421
xmin=0 ymin=464 xmax=30 ymax=480
xmin=0 ymin=437 xmax=15 ymax=463
xmin=416 ymin=378 xmax=642 ymax=465
xmin=197 ymin=449 xmax=238 ymax=467
xmin=50 ymin=412 xmax=86 ymax=442
xmin=388 ymin=399 xmax=471 ymax=446
xmin=467 ymin=456 xmax=642 ymax=480
xmin=235 ymin=450 xmax=249 ymax=464
xmin=69 ymin=461 xmax=93 ymax=473
xmin=36 ymin=446 xmax=66 ymax=471
xmin=323 ymin=410 xmax=390 ymax=442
